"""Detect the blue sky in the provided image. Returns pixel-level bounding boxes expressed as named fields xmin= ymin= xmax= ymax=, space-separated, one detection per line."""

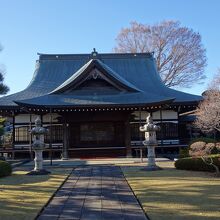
xmin=0 ymin=0 xmax=220 ymax=95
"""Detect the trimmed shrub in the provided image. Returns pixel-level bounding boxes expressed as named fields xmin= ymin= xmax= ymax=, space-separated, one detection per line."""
xmin=189 ymin=141 xmax=206 ymax=156
xmin=175 ymin=154 xmax=220 ymax=172
xmin=189 ymin=137 xmax=217 ymax=145
xmin=0 ymin=160 xmax=12 ymax=177
xmin=189 ymin=141 xmax=220 ymax=157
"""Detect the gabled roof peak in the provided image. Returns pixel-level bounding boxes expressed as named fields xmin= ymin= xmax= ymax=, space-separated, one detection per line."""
xmin=50 ymin=58 xmax=141 ymax=94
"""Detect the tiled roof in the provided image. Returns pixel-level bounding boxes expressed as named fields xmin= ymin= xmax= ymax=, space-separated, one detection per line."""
xmin=0 ymin=52 xmax=202 ymax=108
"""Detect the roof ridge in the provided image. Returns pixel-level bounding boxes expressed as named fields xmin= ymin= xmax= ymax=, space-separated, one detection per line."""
xmin=38 ymin=52 xmax=153 ymax=60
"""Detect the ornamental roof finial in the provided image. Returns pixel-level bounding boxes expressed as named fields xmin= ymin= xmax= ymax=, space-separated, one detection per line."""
xmin=91 ymin=48 xmax=98 ymax=57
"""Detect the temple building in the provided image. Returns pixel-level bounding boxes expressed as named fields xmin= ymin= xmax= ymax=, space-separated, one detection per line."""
xmin=0 ymin=50 xmax=202 ymax=158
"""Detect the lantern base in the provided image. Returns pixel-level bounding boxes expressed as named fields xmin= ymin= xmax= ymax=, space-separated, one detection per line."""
xmin=26 ymin=169 xmax=51 ymax=175
xmin=61 ymin=156 xmax=69 ymax=160
xmin=141 ymin=165 xmax=162 ymax=171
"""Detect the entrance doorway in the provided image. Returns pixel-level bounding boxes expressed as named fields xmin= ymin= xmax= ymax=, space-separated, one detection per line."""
xmin=68 ymin=121 xmax=126 ymax=157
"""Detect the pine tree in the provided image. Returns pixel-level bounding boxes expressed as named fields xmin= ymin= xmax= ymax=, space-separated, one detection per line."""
xmin=0 ymin=45 xmax=9 ymax=95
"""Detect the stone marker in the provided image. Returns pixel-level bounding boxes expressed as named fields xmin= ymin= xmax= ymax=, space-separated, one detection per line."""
xmin=140 ymin=115 xmax=162 ymax=171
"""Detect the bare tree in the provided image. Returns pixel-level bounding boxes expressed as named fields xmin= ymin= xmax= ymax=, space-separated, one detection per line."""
xmin=114 ymin=21 xmax=207 ymax=88
xmin=0 ymin=44 xmax=9 ymax=95
xmin=208 ymin=68 xmax=220 ymax=90
xmin=195 ymin=70 xmax=220 ymax=134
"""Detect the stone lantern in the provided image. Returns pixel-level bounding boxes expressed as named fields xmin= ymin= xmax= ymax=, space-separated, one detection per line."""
xmin=140 ymin=115 xmax=161 ymax=170
xmin=27 ymin=117 xmax=50 ymax=175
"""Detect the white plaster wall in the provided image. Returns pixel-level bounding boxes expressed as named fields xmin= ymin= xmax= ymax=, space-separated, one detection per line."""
xmin=131 ymin=110 xmax=177 ymax=121
xmin=132 ymin=111 xmax=150 ymax=120
xmin=15 ymin=114 xmax=39 ymax=123
xmin=43 ymin=113 xmax=60 ymax=123
xmin=15 ymin=113 xmax=60 ymax=124
xmin=152 ymin=110 xmax=178 ymax=120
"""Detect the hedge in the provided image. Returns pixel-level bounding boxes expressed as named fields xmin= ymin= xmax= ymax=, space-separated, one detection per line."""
xmin=179 ymin=147 xmax=190 ymax=158
xmin=0 ymin=160 xmax=12 ymax=177
xmin=175 ymin=154 xmax=220 ymax=172
xmin=0 ymin=156 xmax=5 ymax=161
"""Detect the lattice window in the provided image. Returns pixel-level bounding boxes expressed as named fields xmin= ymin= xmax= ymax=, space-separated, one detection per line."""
xmin=45 ymin=125 xmax=63 ymax=143
xmin=15 ymin=126 xmax=29 ymax=142
xmin=156 ymin=122 xmax=178 ymax=139
xmin=130 ymin=123 xmax=144 ymax=141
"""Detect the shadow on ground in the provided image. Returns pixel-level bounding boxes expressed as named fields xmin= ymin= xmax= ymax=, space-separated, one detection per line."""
xmin=121 ymin=164 xmax=220 ymax=220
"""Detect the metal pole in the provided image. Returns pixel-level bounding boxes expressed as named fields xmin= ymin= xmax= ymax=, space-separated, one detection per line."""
xmin=49 ymin=108 xmax=53 ymax=166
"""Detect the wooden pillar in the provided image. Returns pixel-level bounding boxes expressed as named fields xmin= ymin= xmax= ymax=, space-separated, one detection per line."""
xmin=125 ymin=118 xmax=132 ymax=158
xmin=40 ymin=114 xmax=43 ymax=124
xmin=12 ymin=111 xmax=15 ymax=159
xmin=29 ymin=113 xmax=33 ymax=160
xmin=139 ymin=108 xmax=144 ymax=160
xmin=160 ymin=109 xmax=164 ymax=146
xmin=159 ymin=109 xmax=165 ymax=155
xmin=62 ymin=117 xmax=69 ymax=160
xmin=177 ymin=107 xmax=182 ymax=143
xmin=49 ymin=108 xmax=53 ymax=165
xmin=139 ymin=108 xmax=142 ymax=143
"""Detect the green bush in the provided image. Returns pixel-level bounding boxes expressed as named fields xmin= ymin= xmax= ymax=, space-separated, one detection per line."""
xmin=211 ymin=146 xmax=220 ymax=155
xmin=175 ymin=154 xmax=220 ymax=172
xmin=0 ymin=160 xmax=12 ymax=177
xmin=179 ymin=147 xmax=189 ymax=158
xmin=0 ymin=156 xmax=5 ymax=161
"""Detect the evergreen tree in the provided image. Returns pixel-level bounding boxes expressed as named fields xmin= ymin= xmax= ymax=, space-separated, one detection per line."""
xmin=0 ymin=45 xmax=9 ymax=95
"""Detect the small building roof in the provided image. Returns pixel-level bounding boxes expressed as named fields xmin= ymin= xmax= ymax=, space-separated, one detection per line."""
xmin=0 ymin=51 xmax=202 ymax=109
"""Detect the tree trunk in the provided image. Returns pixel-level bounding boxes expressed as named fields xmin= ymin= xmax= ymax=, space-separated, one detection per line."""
xmin=201 ymin=156 xmax=220 ymax=177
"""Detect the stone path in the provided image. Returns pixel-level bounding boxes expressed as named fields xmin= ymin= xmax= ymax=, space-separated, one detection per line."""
xmin=37 ymin=166 xmax=148 ymax=220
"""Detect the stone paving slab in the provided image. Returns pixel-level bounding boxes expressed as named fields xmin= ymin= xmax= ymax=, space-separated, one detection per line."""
xmin=37 ymin=165 xmax=148 ymax=220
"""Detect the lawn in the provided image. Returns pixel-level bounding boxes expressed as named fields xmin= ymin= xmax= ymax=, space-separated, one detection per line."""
xmin=0 ymin=167 xmax=72 ymax=220
xmin=121 ymin=161 xmax=220 ymax=220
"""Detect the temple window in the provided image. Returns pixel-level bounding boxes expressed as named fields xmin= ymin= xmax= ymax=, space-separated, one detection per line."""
xmin=45 ymin=125 xmax=63 ymax=143
xmin=15 ymin=126 xmax=29 ymax=143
